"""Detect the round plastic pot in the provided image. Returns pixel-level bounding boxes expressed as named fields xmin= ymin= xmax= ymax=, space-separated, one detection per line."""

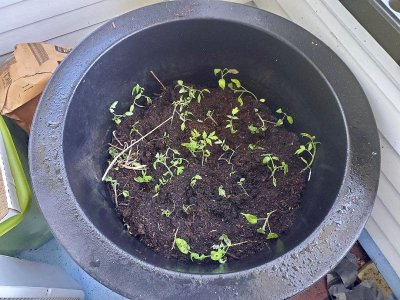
xmin=29 ymin=1 xmax=380 ymax=299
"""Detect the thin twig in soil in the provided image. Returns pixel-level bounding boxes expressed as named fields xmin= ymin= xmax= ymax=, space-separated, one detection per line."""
xmin=171 ymin=227 xmax=179 ymax=250
xmin=112 ymin=184 xmax=118 ymax=207
xmin=150 ymin=70 xmax=166 ymax=90
xmin=112 ymin=130 xmax=123 ymax=147
xmin=108 ymin=143 xmax=124 ymax=151
xmin=102 ymin=116 xmax=173 ymax=180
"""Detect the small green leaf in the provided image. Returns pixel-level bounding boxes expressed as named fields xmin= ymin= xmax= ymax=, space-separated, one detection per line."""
xmin=176 ymin=166 xmax=184 ymax=175
xmin=175 ymin=238 xmax=190 ymax=254
xmin=257 ymin=228 xmax=265 ymax=234
xmin=177 ymin=80 xmax=183 ymax=85
xmin=241 ymin=213 xmax=258 ymax=224
xmin=275 ymin=119 xmax=283 ymax=127
xmin=122 ymin=190 xmax=129 ymax=198
xmin=180 ymin=122 xmax=186 ymax=131
xmin=219 ymin=234 xmax=231 ymax=246
xmin=232 ymin=107 xmax=239 ymax=115
xmin=210 ymin=249 xmax=224 ymax=261
xmin=262 ymin=156 xmax=271 ymax=164
xmin=276 ymin=108 xmax=283 ymax=113
xmin=231 ymin=79 xmax=241 ymax=88
xmin=218 ymin=78 xmax=226 ymax=90
xmin=267 ymin=232 xmax=279 ymax=240
xmin=248 ymin=124 xmax=259 ymax=134
xmin=287 ymin=115 xmax=294 ymax=124
xmin=125 ymin=111 xmax=133 ymax=117
xmin=190 ymin=252 xmax=207 ymax=261
xmin=238 ymin=96 xmax=243 ymax=106
xmin=259 ymin=98 xmax=266 ymax=103
xmin=214 ymin=68 xmax=221 ymax=76
xmin=229 ymin=69 xmax=239 ymax=74
xmin=218 ymin=185 xmax=226 ymax=198
xmin=104 ymin=176 xmax=113 ymax=182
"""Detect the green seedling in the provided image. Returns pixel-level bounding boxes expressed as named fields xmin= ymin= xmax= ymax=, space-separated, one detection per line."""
xmin=175 ymin=238 xmax=209 ymax=261
xmin=175 ymin=234 xmax=247 ymax=264
xmin=248 ymin=144 xmax=265 ymax=151
xmin=241 ymin=210 xmax=279 ymax=240
xmin=173 ymin=81 xmax=209 ymax=112
xmin=205 ymin=110 xmax=218 ymax=125
xmin=104 ymin=176 xmax=119 ymax=206
xmin=104 ymin=176 xmax=118 ymax=187
xmin=210 ymin=234 xmax=248 ymax=264
xmin=261 ymin=153 xmax=288 ymax=187
xmin=109 ymin=101 xmax=131 ymax=125
xmin=227 ymin=78 xmax=265 ymax=106
xmin=237 ymin=178 xmax=249 ymax=196
xmin=214 ymin=68 xmax=265 ymax=104
xmin=182 ymin=204 xmax=193 ymax=215
xmin=275 ymin=108 xmax=294 ymax=126
xmin=134 ymin=170 xmax=153 ymax=183
xmin=177 ymin=110 xmax=194 ymax=131
xmin=129 ymin=121 xmax=142 ymax=136
xmin=218 ymin=185 xmax=227 ymax=198
xmin=181 ymin=130 xmax=218 ymax=165
xmin=109 ymin=84 xmax=152 ymax=125
xmin=162 ymin=131 xmax=170 ymax=143
xmin=149 ymin=131 xmax=170 ymax=144
xmin=190 ymin=174 xmax=202 ymax=188
xmin=161 ymin=209 xmax=173 ymax=217
xmin=295 ymin=133 xmax=320 ymax=180
xmin=226 ymin=107 xmax=240 ymax=134
xmin=132 ymin=83 xmax=152 ymax=107
xmin=215 ymin=139 xmax=231 ymax=152
xmin=172 ymin=81 xmax=209 ymax=130
xmin=153 ymin=147 xmax=187 ymax=196
xmin=215 ymin=139 xmax=236 ymax=165
xmin=248 ymin=124 xmax=260 ymax=134
xmin=176 ymin=80 xmax=210 ymax=104
xmin=250 ymin=108 xmax=291 ymax=134
xmin=108 ymin=145 xmax=119 ymax=158
xmin=122 ymin=190 xmax=129 ymax=198
xmin=214 ymin=68 xmax=239 ymax=90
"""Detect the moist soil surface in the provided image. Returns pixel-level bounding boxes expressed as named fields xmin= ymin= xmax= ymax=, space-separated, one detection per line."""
xmin=107 ymin=84 xmax=307 ymax=262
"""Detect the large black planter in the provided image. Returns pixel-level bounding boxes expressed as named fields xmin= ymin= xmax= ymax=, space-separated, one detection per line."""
xmin=29 ymin=1 xmax=380 ymax=299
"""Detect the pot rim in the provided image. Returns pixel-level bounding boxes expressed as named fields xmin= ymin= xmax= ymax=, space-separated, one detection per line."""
xmin=29 ymin=1 xmax=380 ymax=299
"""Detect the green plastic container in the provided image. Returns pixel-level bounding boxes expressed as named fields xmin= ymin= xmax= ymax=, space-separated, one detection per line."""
xmin=0 ymin=116 xmax=52 ymax=255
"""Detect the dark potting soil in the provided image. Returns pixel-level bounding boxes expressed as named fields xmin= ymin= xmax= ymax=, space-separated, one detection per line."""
xmin=107 ymin=84 xmax=307 ymax=262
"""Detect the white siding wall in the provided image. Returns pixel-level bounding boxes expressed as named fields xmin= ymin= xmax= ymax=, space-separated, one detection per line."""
xmin=1 ymin=0 xmax=399 ymax=278
xmin=254 ymin=0 xmax=400 ymax=277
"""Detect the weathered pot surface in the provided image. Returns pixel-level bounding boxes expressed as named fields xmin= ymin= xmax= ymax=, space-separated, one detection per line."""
xmin=29 ymin=1 xmax=380 ymax=299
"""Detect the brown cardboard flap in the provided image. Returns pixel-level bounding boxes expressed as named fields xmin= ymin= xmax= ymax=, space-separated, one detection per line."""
xmin=0 ymin=43 xmax=70 ymax=132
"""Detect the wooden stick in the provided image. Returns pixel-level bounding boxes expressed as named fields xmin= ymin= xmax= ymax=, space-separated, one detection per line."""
xmin=150 ymin=70 xmax=166 ymax=90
